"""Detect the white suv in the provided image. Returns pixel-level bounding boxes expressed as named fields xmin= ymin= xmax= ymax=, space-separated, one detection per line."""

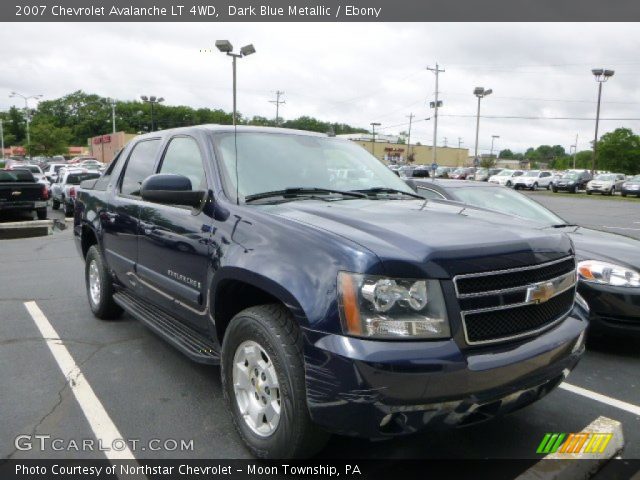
xmin=488 ymin=169 xmax=524 ymax=187
xmin=513 ymin=170 xmax=554 ymax=191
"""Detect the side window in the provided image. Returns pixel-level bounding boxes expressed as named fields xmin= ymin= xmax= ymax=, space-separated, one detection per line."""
xmin=417 ymin=186 xmax=445 ymax=200
xmin=94 ymin=149 xmax=123 ymax=191
xmin=159 ymin=136 xmax=207 ymax=190
xmin=541 ymin=172 xmax=550 ymax=178
xmin=120 ymin=139 xmax=161 ymax=196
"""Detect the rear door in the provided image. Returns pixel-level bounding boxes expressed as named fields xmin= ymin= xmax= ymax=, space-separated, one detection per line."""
xmin=102 ymin=138 xmax=161 ymax=285
xmin=136 ymin=135 xmax=212 ymax=329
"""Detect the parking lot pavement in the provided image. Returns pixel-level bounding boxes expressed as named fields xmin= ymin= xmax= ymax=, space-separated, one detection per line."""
xmin=525 ymin=191 xmax=640 ymax=240
xmin=1 ymin=206 xmax=639 ymax=462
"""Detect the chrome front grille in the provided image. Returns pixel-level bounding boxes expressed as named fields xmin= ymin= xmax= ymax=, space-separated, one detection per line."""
xmin=454 ymin=256 xmax=577 ymax=345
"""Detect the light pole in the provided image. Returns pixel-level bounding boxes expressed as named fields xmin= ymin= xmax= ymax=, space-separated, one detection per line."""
xmin=490 ymin=135 xmax=500 ymax=159
xmin=9 ymin=91 xmax=43 ymax=159
xmin=108 ymin=98 xmax=117 ymax=133
xmin=473 ymin=87 xmax=493 ymax=166
xmin=140 ymin=95 xmax=164 ymax=131
xmin=216 ymin=40 xmax=256 ymax=126
xmin=370 ymin=122 xmax=381 ymax=158
xmin=591 ymin=68 xmax=614 ymax=173
xmin=571 ymin=133 xmax=578 ymax=169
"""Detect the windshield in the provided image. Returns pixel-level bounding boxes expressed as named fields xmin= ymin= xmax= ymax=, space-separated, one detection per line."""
xmin=595 ymin=174 xmax=614 ymax=181
xmin=523 ymin=170 xmax=540 ymax=177
xmin=213 ymin=132 xmax=415 ymax=201
xmin=15 ymin=165 xmax=41 ymax=174
xmin=0 ymin=170 xmax=35 ymax=182
xmin=453 ymin=186 xmax=565 ymax=226
xmin=630 ymin=175 xmax=640 ymax=182
xmin=562 ymin=172 xmax=579 ymax=179
xmin=496 ymin=169 xmax=513 ymax=176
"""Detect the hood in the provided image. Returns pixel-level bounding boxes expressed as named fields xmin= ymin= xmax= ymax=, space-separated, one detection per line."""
xmin=259 ymin=199 xmax=573 ymax=278
xmin=567 ymin=227 xmax=640 ymax=269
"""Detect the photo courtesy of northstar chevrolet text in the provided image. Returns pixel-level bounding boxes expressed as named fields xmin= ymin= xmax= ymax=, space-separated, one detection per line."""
xmin=1 ymin=1 xmax=640 ymax=478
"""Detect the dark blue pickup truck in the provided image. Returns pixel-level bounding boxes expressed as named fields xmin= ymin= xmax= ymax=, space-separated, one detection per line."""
xmin=74 ymin=126 xmax=587 ymax=458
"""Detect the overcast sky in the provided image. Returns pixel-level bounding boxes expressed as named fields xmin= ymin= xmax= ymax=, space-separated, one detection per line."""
xmin=2 ymin=22 xmax=640 ymax=154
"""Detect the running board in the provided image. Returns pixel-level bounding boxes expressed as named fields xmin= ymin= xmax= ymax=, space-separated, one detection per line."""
xmin=113 ymin=291 xmax=220 ymax=365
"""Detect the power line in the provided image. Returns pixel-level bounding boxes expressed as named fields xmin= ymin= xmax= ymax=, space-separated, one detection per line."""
xmin=441 ymin=114 xmax=640 ymax=121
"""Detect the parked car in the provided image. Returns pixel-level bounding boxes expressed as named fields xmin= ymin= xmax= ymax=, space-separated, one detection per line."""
xmin=68 ymin=156 xmax=98 ymax=165
xmin=471 ymin=167 xmax=502 ymax=182
xmin=586 ymin=173 xmax=626 ymax=195
xmin=488 ymin=169 xmax=524 ymax=187
xmin=621 ymin=175 xmax=640 ymax=197
xmin=449 ymin=167 xmax=474 ymax=180
xmin=0 ymin=169 xmax=49 ymax=219
xmin=51 ymin=168 xmax=101 ymax=215
xmin=553 ymin=171 xmax=592 ymax=193
xmin=11 ymin=164 xmax=52 ymax=196
xmin=413 ymin=179 xmax=640 ymax=338
xmin=513 ymin=170 xmax=554 ymax=191
xmin=43 ymin=163 xmax=68 ymax=183
xmin=74 ymin=125 xmax=586 ymax=458
xmin=434 ymin=166 xmax=454 ymax=178
xmin=400 ymin=165 xmax=430 ymax=178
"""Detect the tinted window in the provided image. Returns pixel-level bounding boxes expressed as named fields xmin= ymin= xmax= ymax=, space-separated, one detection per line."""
xmin=94 ymin=150 xmax=122 ymax=191
xmin=0 ymin=170 xmax=35 ymax=182
xmin=67 ymin=172 xmax=101 ymax=185
xmin=159 ymin=137 xmax=207 ymax=190
xmin=120 ymin=139 xmax=160 ymax=196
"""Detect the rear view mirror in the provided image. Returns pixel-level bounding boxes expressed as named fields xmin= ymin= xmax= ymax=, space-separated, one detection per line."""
xmin=140 ymin=174 xmax=205 ymax=208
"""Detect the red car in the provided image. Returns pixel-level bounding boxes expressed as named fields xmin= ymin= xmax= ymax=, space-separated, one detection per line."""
xmin=449 ymin=167 xmax=475 ymax=180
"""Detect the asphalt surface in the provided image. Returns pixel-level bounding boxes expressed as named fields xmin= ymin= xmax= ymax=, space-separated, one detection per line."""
xmin=1 ymin=199 xmax=639 ymax=469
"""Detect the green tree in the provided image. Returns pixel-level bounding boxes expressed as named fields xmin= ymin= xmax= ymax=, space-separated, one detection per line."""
xmin=597 ymin=128 xmax=640 ymax=174
xmin=498 ymin=148 xmax=514 ymax=158
xmin=29 ymin=121 xmax=72 ymax=156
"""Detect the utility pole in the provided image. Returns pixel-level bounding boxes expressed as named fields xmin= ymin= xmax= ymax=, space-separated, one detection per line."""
xmin=458 ymin=137 xmax=463 ymax=149
xmin=427 ymin=63 xmax=445 ymax=166
xmin=0 ymin=119 xmax=5 ymax=160
xmin=591 ymin=68 xmax=614 ymax=173
xmin=370 ymin=122 xmax=381 ymax=158
xmin=443 ymin=137 xmax=448 ymax=148
xmin=269 ymin=90 xmax=285 ymax=126
xmin=490 ymin=135 xmax=500 ymax=158
xmin=406 ymin=113 xmax=415 ymax=161
xmin=473 ymin=87 xmax=493 ymax=166
xmin=109 ymin=98 xmax=117 ymax=134
xmin=572 ymin=133 xmax=578 ymax=169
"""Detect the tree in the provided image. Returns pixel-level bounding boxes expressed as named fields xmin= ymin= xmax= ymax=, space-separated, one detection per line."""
xmin=597 ymin=128 xmax=640 ymax=174
xmin=29 ymin=121 xmax=72 ymax=156
xmin=498 ymin=148 xmax=514 ymax=158
xmin=480 ymin=157 xmax=497 ymax=168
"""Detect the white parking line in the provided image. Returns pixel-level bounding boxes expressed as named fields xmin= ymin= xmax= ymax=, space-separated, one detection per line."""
xmin=601 ymin=226 xmax=640 ymax=231
xmin=23 ymin=301 xmax=136 ymax=461
xmin=560 ymin=382 xmax=640 ymax=416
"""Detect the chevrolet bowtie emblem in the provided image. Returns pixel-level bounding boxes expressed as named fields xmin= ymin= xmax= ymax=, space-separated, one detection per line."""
xmin=526 ymin=281 xmax=556 ymax=304
xmin=11 ymin=191 xmax=21 ymax=196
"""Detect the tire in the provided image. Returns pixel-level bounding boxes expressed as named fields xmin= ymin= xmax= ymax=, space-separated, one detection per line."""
xmin=36 ymin=208 xmax=47 ymax=220
xmin=52 ymin=199 xmax=60 ymax=210
xmin=552 ymin=187 xmax=558 ymax=193
xmin=64 ymin=199 xmax=74 ymax=217
xmin=571 ymin=186 xmax=577 ymax=194
xmin=532 ymin=182 xmax=538 ymax=191
xmin=622 ymin=192 xmax=627 ymax=197
xmin=506 ymin=180 xmax=512 ymax=187
xmin=85 ymin=245 xmax=123 ymax=320
xmin=609 ymin=188 xmax=614 ymax=196
xmin=586 ymin=190 xmax=592 ymax=195
xmin=221 ymin=304 xmax=329 ymax=459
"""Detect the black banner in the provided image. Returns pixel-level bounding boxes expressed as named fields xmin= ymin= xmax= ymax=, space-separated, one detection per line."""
xmin=3 ymin=0 xmax=640 ymax=22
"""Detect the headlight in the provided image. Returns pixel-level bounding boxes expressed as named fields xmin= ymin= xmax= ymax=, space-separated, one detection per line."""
xmin=577 ymin=260 xmax=640 ymax=287
xmin=337 ymin=272 xmax=451 ymax=339
xmin=568 ymin=181 xmax=575 ymax=185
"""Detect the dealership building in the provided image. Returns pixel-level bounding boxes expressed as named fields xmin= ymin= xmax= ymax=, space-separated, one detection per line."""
xmin=88 ymin=131 xmax=137 ymax=163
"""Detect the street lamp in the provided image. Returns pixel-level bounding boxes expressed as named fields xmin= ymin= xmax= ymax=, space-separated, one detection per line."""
xmin=107 ymin=98 xmax=117 ymax=134
xmin=591 ymin=68 xmax=614 ymax=173
xmin=216 ymin=39 xmax=256 ymax=126
xmin=140 ymin=95 xmax=164 ymax=131
xmin=370 ymin=122 xmax=381 ymax=157
xmin=490 ymin=135 xmax=500 ymax=158
xmin=9 ymin=91 xmax=43 ymax=159
xmin=473 ymin=87 xmax=492 ymax=166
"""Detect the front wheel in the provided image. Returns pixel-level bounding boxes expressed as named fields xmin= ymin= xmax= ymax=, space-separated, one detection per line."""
xmin=532 ymin=182 xmax=538 ymax=191
xmin=552 ymin=187 xmax=558 ymax=193
xmin=586 ymin=190 xmax=592 ymax=195
xmin=571 ymin=186 xmax=577 ymax=194
xmin=609 ymin=188 xmax=615 ymax=196
xmin=52 ymin=199 xmax=60 ymax=210
xmin=36 ymin=208 xmax=47 ymax=220
xmin=506 ymin=180 xmax=512 ymax=187
xmin=622 ymin=192 xmax=627 ymax=197
xmin=221 ymin=304 xmax=329 ymax=459
xmin=85 ymin=245 xmax=123 ymax=320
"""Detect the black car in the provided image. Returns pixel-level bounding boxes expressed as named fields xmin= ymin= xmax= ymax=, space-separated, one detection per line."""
xmin=621 ymin=174 xmax=640 ymax=197
xmin=553 ymin=171 xmax=592 ymax=193
xmin=415 ymin=179 xmax=640 ymax=338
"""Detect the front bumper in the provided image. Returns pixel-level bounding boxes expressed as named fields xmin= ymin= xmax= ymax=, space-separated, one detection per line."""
xmin=578 ymin=281 xmax=640 ymax=337
xmin=622 ymin=187 xmax=640 ymax=196
xmin=554 ymin=184 xmax=577 ymax=191
xmin=302 ymin=314 xmax=586 ymax=439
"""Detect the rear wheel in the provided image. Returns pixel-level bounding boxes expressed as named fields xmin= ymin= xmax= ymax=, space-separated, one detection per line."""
xmin=571 ymin=186 xmax=577 ymax=194
xmin=52 ymin=199 xmax=60 ymax=210
xmin=532 ymin=182 xmax=538 ymax=191
xmin=622 ymin=192 xmax=627 ymax=197
xmin=586 ymin=190 xmax=592 ymax=195
xmin=552 ymin=186 xmax=558 ymax=193
xmin=506 ymin=180 xmax=512 ymax=187
xmin=609 ymin=187 xmax=615 ymax=196
xmin=36 ymin=208 xmax=47 ymax=220
xmin=85 ymin=245 xmax=123 ymax=320
xmin=221 ymin=304 xmax=329 ymax=459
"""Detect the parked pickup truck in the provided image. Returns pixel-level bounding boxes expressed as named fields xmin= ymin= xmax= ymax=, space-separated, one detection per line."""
xmin=0 ymin=169 xmax=49 ymax=220
xmin=74 ymin=126 xmax=587 ymax=458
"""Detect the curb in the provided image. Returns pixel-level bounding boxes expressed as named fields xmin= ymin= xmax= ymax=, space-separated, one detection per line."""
xmin=516 ymin=416 xmax=624 ymax=480
xmin=0 ymin=219 xmax=54 ymax=239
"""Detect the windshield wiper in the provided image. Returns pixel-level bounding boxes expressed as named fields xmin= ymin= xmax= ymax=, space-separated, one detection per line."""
xmin=352 ymin=187 xmax=424 ymax=199
xmin=245 ymin=187 xmax=367 ymax=203
xmin=550 ymin=223 xmax=579 ymax=228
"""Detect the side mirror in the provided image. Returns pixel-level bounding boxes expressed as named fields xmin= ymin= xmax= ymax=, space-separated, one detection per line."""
xmin=140 ymin=174 xmax=206 ymax=208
